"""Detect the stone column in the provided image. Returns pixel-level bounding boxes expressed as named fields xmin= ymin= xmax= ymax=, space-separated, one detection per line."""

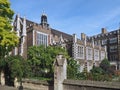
xmin=1 ymin=70 xmax=5 ymax=86
xmin=54 ymin=54 xmax=67 ymax=90
xmin=14 ymin=77 xmax=20 ymax=88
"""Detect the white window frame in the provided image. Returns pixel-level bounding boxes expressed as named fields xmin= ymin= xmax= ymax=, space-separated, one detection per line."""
xmin=101 ymin=51 xmax=105 ymax=60
xmin=76 ymin=44 xmax=84 ymax=59
xmin=36 ymin=31 xmax=48 ymax=47
xmin=94 ymin=49 xmax=99 ymax=61
xmin=109 ymin=37 xmax=117 ymax=44
xmin=86 ymin=47 xmax=93 ymax=60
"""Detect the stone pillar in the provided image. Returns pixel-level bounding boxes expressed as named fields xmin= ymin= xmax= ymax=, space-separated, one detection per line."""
xmin=14 ymin=77 xmax=20 ymax=88
xmin=72 ymin=34 xmax=77 ymax=60
xmin=1 ymin=70 xmax=5 ymax=86
xmin=16 ymin=14 xmax=20 ymax=37
xmin=54 ymin=54 xmax=67 ymax=90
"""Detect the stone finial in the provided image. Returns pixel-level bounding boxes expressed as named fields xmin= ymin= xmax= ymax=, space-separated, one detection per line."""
xmin=16 ymin=14 xmax=20 ymax=37
xmin=22 ymin=16 xmax=26 ymax=36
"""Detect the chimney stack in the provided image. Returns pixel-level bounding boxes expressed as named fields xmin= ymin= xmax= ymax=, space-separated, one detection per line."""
xmin=73 ymin=34 xmax=77 ymax=43
xmin=81 ymin=33 xmax=86 ymax=40
xmin=101 ymin=28 xmax=107 ymax=34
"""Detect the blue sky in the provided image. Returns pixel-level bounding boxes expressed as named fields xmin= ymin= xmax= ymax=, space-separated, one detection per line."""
xmin=10 ymin=0 xmax=120 ymax=36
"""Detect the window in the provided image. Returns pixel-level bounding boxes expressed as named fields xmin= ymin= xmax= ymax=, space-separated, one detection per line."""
xmin=102 ymin=39 xmax=107 ymax=45
xmin=110 ymin=45 xmax=117 ymax=52
xmin=114 ymin=31 xmax=116 ymax=34
xmin=86 ymin=47 xmax=92 ymax=60
xmin=105 ymin=33 xmax=108 ymax=36
xmin=36 ymin=31 xmax=48 ymax=47
xmin=76 ymin=45 xmax=84 ymax=59
xmin=101 ymin=51 xmax=105 ymax=60
xmin=94 ymin=49 xmax=99 ymax=61
xmin=110 ymin=55 xmax=118 ymax=61
xmin=109 ymin=37 xmax=117 ymax=44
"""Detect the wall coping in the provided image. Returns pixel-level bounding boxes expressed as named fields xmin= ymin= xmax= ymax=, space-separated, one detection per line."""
xmin=63 ymin=79 xmax=120 ymax=89
xmin=22 ymin=78 xmax=53 ymax=86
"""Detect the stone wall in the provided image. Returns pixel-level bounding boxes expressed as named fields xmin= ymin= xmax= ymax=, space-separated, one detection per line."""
xmin=22 ymin=79 xmax=54 ymax=90
xmin=63 ymin=79 xmax=120 ymax=90
xmin=21 ymin=79 xmax=120 ymax=90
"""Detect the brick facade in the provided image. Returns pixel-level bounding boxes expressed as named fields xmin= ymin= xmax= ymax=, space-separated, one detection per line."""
xmin=88 ymin=28 xmax=120 ymax=70
xmin=13 ymin=14 xmax=107 ymax=72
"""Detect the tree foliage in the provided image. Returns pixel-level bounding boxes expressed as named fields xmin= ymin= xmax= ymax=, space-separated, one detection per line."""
xmin=0 ymin=0 xmax=14 ymax=19
xmin=100 ymin=58 xmax=114 ymax=75
xmin=91 ymin=65 xmax=103 ymax=75
xmin=27 ymin=45 xmax=68 ymax=79
xmin=100 ymin=58 xmax=110 ymax=72
xmin=90 ymin=66 xmax=104 ymax=81
xmin=0 ymin=0 xmax=19 ymax=68
xmin=67 ymin=58 xmax=80 ymax=79
xmin=0 ymin=0 xmax=14 ymax=32
xmin=89 ymin=58 xmax=114 ymax=81
xmin=5 ymin=55 xmax=29 ymax=79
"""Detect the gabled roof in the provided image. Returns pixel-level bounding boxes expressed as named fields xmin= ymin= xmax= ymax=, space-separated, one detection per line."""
xmin=14 ymin=15 xmax=39 ymax=28
xmin=20 ymin=17 xmax=39 ymax=27
xmin=14 ymin=15 xmax=73 ymax=41
xmin=51 ymin=28 xmax=73 ymax=41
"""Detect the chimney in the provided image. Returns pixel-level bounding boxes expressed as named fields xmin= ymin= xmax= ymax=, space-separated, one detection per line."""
xmin=101 ymin=28 xmax=107 ymax=34
xmin=73 ymin=34 xmax=77 ymax=43
xmin=81 ymin=33 xmax=86 ymax=40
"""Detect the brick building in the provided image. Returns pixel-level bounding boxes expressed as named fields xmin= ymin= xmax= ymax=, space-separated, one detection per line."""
xmin=72 ymin=33 xmax=107 ymax=72
xmin=88 ymin=28 xmax=120 ymax=70
xmin=13 ymin=14 xmax=72 ymax=59
xmin=13 ymin=14 xmax=107 ymax=72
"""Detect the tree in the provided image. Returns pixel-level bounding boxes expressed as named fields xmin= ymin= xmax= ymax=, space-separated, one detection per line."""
xmin=0 ymin=0 xmax=14 ymax=31
xmin=0 ymin=0 xmax=19 ymax=69
xmin=5 ymin=55 xmax=30 ymax=86
xmin=88 ymin=59 xmax=114 ymax=81
xmin=6 ymin=55 xmax=24 ymax=79
xmin=100 ymin=58 xmax=114 ymax=75
xmin=100 ymin=58 xmax=110 ymax=71
xmin=91 ymin=65 xmax=103 ymax=75
xmin=27 ymin=45 xmax=68 ymax=79
xmin=0 ymin=0 xmax=19 ymax=85
xmin=67 ymin=58 xmax=80 ymax=79
xmin=90 ymin=66 xmax=104 ymax=81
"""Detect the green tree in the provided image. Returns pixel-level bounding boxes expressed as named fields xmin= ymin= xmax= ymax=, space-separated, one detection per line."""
xmin=100 ymin=58 xmax=114 ymax=76
xmin=90 ymin=66 xmax=104 ymax=81
xmin=91 ymin=65 xmax=103 ymax=75
xmin=89 ymin=59 xmax=114 ymax=81
xmin=0 ymin=0 xmax=14 ymax=31
xmin=4 ymin=55 xmax=30 ymax=86
xmin=27 ymin=45 xmax=68 ymax=79
xmin=6 ymin=55 xmax=29 ymax=79
xmin=67 ymin=58 xmax=80 ymax=79
xmin=0 ymin=0 xmax=19 ymax=69
xmin=100 ymin=58 xmax=110 ymax=72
